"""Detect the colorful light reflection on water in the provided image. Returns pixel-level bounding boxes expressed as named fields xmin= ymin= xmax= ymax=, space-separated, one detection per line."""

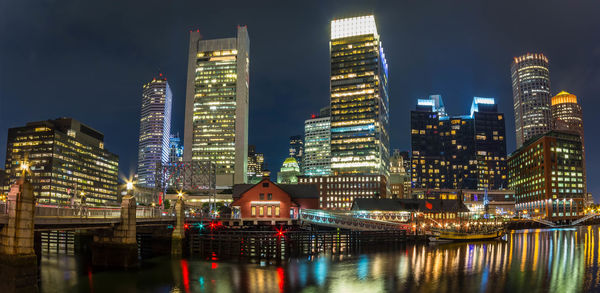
xmin=40 ymin=226 xmax=600 ymax=293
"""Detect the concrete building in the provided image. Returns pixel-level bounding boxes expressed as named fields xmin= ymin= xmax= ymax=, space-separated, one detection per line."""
xmin=508 ymin=131 xmax=585 ymax=221
xmin=4 ymin=118 xmax=119 ymax=205
xmin=329 ymin=15 xmax=390 ymax=177
xmin=136 ymin=75 xmax=172 ymax=187
xmin=511 ymin=53 xmax=552 ymax=147
xmin=277 ymin=157 xmax=301 ymax=184
xmin=411 ymin=96 xmax=507 ymax=190
xmin=298 ymin=174 xmax=387 ymax=210
xmin=303 ymin=108 xmax=331 ymax=177
xmin=184 ymin=26 xmax=249 ymax=188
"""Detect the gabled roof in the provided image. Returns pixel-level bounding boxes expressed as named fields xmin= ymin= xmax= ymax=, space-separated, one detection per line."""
xmin=232 ymin=179 xmax=319 ymax=200
xmin=351 ymin=198 xmax=469 ymax=213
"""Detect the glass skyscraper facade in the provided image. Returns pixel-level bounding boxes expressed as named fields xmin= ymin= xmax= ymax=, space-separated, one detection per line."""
xmin=184 ymin=26 xmax=249 ymax=187
xmin=329 ymin=15 xmax=390 ymax=177
xmin=303 ymin=110 xmax=331 ymax=177
xmin=511 ymin=53 xmax=552 ymax=147
xmin=4 ymin=118 xmax=119 ymax=204
xmin=411 ymin=96 xmax=507 ymax=190
xmin=137 ymin=75 xmax=172 ymax=187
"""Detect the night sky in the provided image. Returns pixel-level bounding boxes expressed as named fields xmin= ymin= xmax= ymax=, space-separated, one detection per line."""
xmin=1 ymin=1 xmax=599 ymax=200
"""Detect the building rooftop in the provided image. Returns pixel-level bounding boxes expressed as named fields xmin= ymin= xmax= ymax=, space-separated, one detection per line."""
xmin=232 ymin=179 xmax=319 ymax=200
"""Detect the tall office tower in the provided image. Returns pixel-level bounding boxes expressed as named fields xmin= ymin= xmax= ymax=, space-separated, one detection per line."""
xmin=552 ymin=91 xmax=586 ymax=193
xmin=511 ymin=53 xmax=552 ymax=147
xmin=509 ymin=131 xmax=585 ymax=221
xmin=184 ymin=26 xmax=250 ymax=187
xmin=411 ymin=96 xmax=507 ymax=190
xmin=303 ymin=110 xmax=331 ymax=177
xmin=169 ymin=134 xmax=184 ymax=163
xmin=137 ymin=75 xmax=172 ymax=187
xmin=551 ymin=91 xmax=584 ymax=149
xmin=247 ymin=145 xmax=265 ymax=183
xmin=330 ymin=15 xmax=390 ymax=177
xmin=4 ymin=118 xmax=119 ymax=204
xmin=470 ymin=97 xmax=508 ymax=190
xmin=289 ymin=135 xmax=304 ymax=170
xmin=411 ymin=97 xmax=447 ymax=189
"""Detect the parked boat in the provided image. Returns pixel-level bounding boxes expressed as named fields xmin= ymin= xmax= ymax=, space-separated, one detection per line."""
xmin=430 ymin=228 xmax=505 ymax=242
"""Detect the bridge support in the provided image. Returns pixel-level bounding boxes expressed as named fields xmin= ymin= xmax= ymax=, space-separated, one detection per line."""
xmin=171 ymin=198 xmax=185 ymax=256
xmin=0 ymin=179 xmax=38 ymax=293
xmin=91 ymin=195 xmax=138 ymax=268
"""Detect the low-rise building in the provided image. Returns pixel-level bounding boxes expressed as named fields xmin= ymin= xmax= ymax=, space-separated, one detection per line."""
xmin=231 ymin=178 xmax=319 ymax=219
xmin=409 ymin=188 xmax=516 ymax=217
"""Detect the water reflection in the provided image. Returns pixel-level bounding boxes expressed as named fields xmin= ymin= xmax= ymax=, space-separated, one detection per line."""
xmin=40 ymin=226 xmax=600 ymax=293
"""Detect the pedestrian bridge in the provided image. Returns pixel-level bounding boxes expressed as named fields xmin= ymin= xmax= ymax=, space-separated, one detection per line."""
xmin=0 ymin=203 xmax=175 ymax=230
xmin=300 ymin=209 xmax=411 ymax=231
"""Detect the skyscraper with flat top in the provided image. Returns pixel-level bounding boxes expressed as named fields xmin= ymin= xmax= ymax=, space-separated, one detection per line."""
xmin=184 ymin=26 xmax=249 ymax=187
xmin=511 ymin=53 xmax=552 ymax=147
xmin=329 ymin=15 xmax=390 ymax=177
xmin=137 ymin=74 xmax=172 ymax=187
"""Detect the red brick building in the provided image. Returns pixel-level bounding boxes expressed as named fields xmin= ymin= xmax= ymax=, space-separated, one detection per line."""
xmin=231 ymin=178 xmax=319 ymax=219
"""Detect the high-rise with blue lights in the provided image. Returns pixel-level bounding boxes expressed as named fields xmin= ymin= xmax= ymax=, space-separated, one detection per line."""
xmin=137 ymin=74 xmax=172 ymax=187
xmin=411 ymin=96 xmax=507 ymax=190
xmin=329 ymin=15 xmax=390 ymax=178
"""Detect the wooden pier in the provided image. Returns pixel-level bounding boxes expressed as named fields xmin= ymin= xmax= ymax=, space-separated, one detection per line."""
xmin=188 ymin=228 xmax=409 ymax=261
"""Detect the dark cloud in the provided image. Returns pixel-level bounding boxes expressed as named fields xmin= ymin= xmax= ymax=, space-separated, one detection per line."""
xmin=1 ymin=0 xmax=599 ymax=200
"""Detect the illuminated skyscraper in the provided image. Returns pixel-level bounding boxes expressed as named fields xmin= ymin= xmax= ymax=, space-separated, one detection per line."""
xmin=303 ymin=107 xmax=331 ymax=177
xmin=551 ymin=91 xmax=584 ymax=147
xmin=511 ymin=53 xmax=552 ymax=147
xmin=247 ymin=145 xmax=264 ymax=183
xmin=329 ymin=15 xmax=390 ymax=177
xmin=552 ymin=91 xmax=586 ymax=193
xmin=411 ymin=96 xmax=507 ymax=190
xmin=184 ymin=26 xmax=249 ymax=187
xmin=137 ymin=75 xmax=172 ymax=187
xmin=4 ymin=118 xmax=119 ymax=204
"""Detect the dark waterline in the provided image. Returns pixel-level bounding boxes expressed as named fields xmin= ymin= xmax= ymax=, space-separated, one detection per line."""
xmin=40 ymin=226 xmax=600 ymax=293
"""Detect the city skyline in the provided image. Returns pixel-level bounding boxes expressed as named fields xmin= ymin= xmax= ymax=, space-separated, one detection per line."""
xmin=1 ymin=1 xmax=599 ymax=200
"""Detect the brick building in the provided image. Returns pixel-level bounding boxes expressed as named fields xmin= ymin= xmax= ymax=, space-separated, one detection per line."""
xmin=231 ymin=178 xmax=319 ymax=219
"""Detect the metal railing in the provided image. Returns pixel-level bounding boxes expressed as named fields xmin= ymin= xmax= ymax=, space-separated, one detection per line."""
xmin=571 ymin=213 xmax=598 ymax=226
xmin=300 ymin=209 xmax=411 ymax=231
xmin=35 ymin=205 xmax=121 ymax=219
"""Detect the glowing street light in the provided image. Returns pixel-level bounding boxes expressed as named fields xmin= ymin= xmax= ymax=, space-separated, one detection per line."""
xmin=126 ymin=181 xmax=134 ymax=191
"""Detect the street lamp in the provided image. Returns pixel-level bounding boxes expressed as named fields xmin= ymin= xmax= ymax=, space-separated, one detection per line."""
xmin=126 ymin=181 xmax=134 ymax=191
xmin=20 ymin=162 xmax=29 ymax=178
